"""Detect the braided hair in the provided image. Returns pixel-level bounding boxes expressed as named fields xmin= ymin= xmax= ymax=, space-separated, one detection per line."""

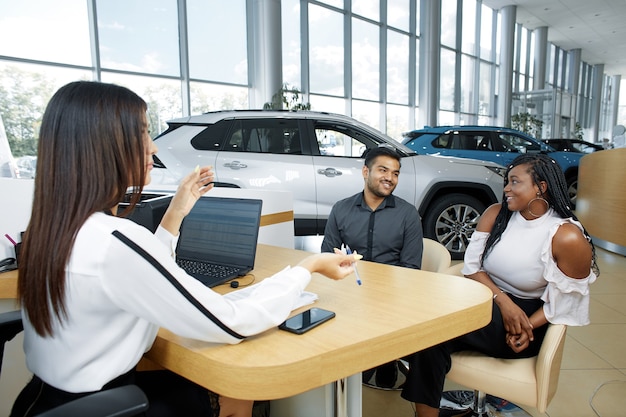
xmin=481 ymin=153 xmax=599 ymax=275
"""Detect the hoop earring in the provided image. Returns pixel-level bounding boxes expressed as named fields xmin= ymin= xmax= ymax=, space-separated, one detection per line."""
xmin=527 ymin=194 xmax=549 ymax=218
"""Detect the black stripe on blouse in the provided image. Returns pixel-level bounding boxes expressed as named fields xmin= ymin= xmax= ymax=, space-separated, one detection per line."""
xmin=112 ymin=230 xmax=245 ymax=340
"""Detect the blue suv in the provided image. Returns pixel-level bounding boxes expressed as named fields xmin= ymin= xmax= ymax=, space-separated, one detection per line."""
xmin=402 ymin=126 xmax=584 ymax=207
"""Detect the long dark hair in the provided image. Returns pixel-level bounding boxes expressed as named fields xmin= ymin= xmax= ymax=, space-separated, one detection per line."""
xmin=482 ymin=153 xmax=599 ymax=275
xmin=18 ymin=81 xmax=148 ymax=336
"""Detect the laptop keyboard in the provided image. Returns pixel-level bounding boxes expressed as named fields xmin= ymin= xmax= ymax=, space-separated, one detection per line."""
xmin=177 ymin=259 xmax=240 ymax=278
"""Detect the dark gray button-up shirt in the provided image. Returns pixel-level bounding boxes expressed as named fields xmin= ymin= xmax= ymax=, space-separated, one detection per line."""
xmin=321 ymin=192 xmax=423 ymax=269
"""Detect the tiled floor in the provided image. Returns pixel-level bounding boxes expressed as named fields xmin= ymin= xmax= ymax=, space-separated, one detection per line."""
xmin=360 ymin=246 xmax=626 ymax=417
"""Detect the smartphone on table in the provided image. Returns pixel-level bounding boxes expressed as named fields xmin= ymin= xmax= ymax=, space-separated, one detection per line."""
xmin=278 ymin=308 xmax=336 ymax=334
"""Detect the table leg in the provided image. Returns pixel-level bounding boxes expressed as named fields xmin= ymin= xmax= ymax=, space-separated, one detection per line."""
xmin=334 ymin=378 xmax=348 ymax=417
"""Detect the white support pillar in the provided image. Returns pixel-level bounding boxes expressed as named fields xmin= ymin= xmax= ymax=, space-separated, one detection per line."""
xmin=590 ymin=64 xmax=605 ymax=143
xmin=249 ymin=0 xmax=283 ymax=109
xmin=497 ymin=5 xmax=516 ymax=126
xmin=418 ymin=0 xmax=440 ymax=127
xmin=533 ymin=26 xmax=548 ymax=90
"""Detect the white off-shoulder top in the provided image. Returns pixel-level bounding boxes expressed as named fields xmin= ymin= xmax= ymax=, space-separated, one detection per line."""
xmin=462 ymin=209 xmax=596 ymax=326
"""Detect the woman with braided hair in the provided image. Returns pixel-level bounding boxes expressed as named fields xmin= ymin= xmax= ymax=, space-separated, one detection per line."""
xmin=401 ymin=153 xmax=598 ymax=417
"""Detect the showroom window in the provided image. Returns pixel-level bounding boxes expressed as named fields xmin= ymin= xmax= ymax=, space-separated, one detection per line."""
xmin=97 ymin=0 xmax=179 ymax=76
xmin=187 ymin=0 xmax=248 ymax=84
xmin=0 ymin=0 xmax=91 ymax=66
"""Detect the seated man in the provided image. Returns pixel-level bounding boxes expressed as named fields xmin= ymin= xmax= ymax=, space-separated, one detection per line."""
xmin=321 ymin=146 xmax=423 ymax=389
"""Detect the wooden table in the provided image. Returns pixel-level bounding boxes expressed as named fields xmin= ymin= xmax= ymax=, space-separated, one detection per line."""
xmin=143 ymin=245 xmax=491 ymax=400
xmin=1 ymin=244 xmax=492 ymax=416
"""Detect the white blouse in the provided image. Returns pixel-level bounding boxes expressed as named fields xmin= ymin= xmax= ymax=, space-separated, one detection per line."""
xmin=23 ymin=212 xmax=311 ymax=393
xmin=462 ymin=209 xmax=596 ymax=326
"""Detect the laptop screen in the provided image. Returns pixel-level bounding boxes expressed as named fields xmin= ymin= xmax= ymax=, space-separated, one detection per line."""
xmin=177 ymin=197 xmax=263 ymax=268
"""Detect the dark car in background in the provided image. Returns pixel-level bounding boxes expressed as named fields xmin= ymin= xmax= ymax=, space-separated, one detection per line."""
xmin=541 ymin=138 xmax=604 ymax=154
xmin=401 ymin=125 xmax=584 ymax=207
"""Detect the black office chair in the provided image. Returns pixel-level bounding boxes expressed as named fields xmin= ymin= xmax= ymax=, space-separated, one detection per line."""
xmin=0 ymin=310 xmax=149 ymax=417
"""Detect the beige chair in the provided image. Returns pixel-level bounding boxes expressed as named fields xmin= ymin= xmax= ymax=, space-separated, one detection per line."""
xmin=421 ymin=238 xmax=451 ymax=273
xmin=443 ymin=261 xmax=464 ymax=276
xmin=444 ymin=263 xmax=568 ymax=415
xmin=363 ymin=238 xmax=451 ymax=390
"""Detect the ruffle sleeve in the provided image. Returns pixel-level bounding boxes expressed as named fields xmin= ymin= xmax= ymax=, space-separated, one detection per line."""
xmin=461 ymin=231 xmax=489 ymax=276
xmin=540 ymin=219 xmax=597 ymax=326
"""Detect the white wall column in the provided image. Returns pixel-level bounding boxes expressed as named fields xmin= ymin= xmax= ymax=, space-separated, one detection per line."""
xmin=418 ymin=0 xmax=440 ymax=127
xmin=249 ymin=0 xmax=283 ymax=109
xmin=610 ymin=75 xmax=621 ymax=131
xmin=590 ymin=64 xmax=605 ymax=142
xmin=497 ymin=5 xmax=516 ymax=126
xmin=533 ymin=26 xmax=548 ymax=90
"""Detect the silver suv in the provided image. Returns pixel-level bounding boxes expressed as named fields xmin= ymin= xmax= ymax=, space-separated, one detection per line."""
xmin=151 ymin=110 xmax=504 ymax=259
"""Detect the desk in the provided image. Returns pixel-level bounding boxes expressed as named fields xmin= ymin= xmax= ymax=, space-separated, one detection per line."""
xmin=1 ymin=245 xmax=492 ymax=416
xmin=144 ymin=244 xmax=491 ymax=416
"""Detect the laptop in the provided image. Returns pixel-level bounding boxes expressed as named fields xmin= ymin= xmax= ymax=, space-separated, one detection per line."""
xmin=176 ymin=196 xmax=263 ymax=287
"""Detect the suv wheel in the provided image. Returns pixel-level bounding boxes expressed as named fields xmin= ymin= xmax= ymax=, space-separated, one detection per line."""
xmin=423 ymin=194 xmax=486 ymax=260
xmin=566 ymin=175 xmax=577 ymax=209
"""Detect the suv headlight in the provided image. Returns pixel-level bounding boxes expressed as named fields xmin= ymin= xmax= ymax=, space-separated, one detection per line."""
xmin=485 ymin=165 xmax=506 ymax=177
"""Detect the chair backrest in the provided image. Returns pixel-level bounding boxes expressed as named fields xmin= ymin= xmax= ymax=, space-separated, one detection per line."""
xmin=421 ymin=238 xmax=451 ymax=273
xmin=0 ymin=310 xmax=24 ymax=376
xmin=442 ymin=264 xmax=568 ymax=413
xmin=0 ymin=310 xmax=148 ymax=417
xmin=36 ymin=385 xmax=149 ymax=417
xmin=535 ymin=323 xmax=567 ymax=411
xmin=443 ymin=262 xmax=464 ymax=276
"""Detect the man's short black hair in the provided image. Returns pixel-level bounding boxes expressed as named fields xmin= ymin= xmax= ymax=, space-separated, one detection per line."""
xmin=363 ymin=145 xmax=402 ymax=169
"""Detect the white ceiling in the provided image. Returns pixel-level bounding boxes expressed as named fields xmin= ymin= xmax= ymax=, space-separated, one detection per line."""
xmin=481 ymin=0 xmax=626 ymax=78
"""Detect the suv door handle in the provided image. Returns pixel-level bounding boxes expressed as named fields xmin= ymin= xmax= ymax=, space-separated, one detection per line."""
xmin=224 ymin=161 xmax=248 ymax=170
xmin=317 ymin=167 xmax=343 ymax=177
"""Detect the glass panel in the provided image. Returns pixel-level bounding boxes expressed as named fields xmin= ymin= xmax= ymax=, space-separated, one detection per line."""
xmin=460 ymin=55 xmax=475 ymax=113
xmin=97 ymin=0 xmax=180 ymax=76
xmin=546 ymin=44 xmax=556 ymax=87
xmin=439 ymin=110 xmax=455 ymax=125
xmin=187 ymin=0 xmax=247 ymax=84
xmin=352 ymin=18 xmax=379 ymax=101
xmin=190 ymin=82 xmax=249 ymax=114
xmin=498 ymin=133 xmax=542 ymax=152
xmin=519 ymin=28 xmax=528 ymax=75
xmin=387 ymin=31 xmax=409 ymax=104
xmin=478 ymin=61 xmax=492 ymax=117
xmin=282 ymin=0 xmax=301 ymax=89
xmin=529 ymin=31 xmax=535 ymax=77
xmin=352 ymin=0 xmax=379 ymax=21
xmin=440 ymin=48 xmax=456 ymax=111
xmin=0 ymin=0 xmax=91 ymax=66
xmin=388 ymin=0 xmax=409 ymax=32
xmin=310 ymin=94 xmax=346 ymax=114
xmin=352 ymin=100 xmax=381 ymax=131
xmin=386 ymin=104 xmax=409 ymax=142
xmin=440 ymin=0 xmax=457 ymax=48
xmin=0 ymin=62 xmax=92 ymax=178
xmin=461 ymin=0 xmax=476 ymax=55
xmin=479 ymin=4 xmax=493 ymax=60
xmin=309 ymin=4 xmax=344 ymax=96
xmin=101 ymin=72 xmax=182 ymax=137
xmin=519 ymin=73 xmax=527 ymax=92
xmin=495 ymin=12 xmax=501 ymax=64
xmin=416 ymin=38 xmax=420 ymax=108
xmin=227 ymin=119 xmax=300 ymax=154
xmin=315 ymin=127 xmax=368 ymax=157
xmin=316 ymin=0 xmax=343 ymax=8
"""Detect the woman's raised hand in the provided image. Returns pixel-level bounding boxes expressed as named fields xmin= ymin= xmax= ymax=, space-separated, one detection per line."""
xmin=159 ymin=166 xmax=214 ymax=235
